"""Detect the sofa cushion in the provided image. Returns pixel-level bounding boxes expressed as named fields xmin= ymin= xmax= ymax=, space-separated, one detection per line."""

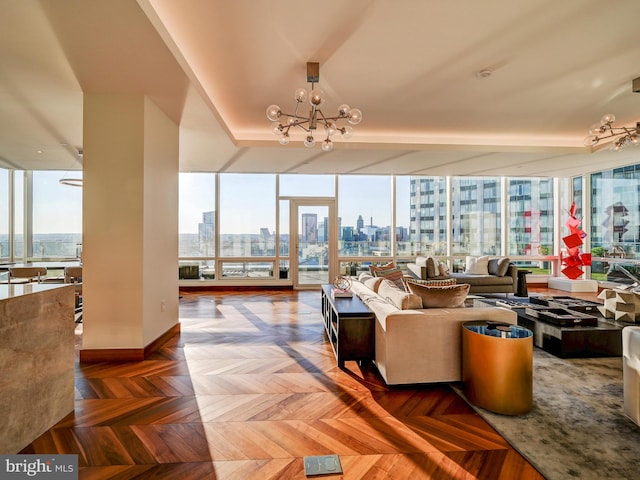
xmin=378 ymin=279 xmax=423 ymax=310
xmin=372 ymin=267 xmax=405 ymax=290
xmin=464 ymin=256 xmax=490 ymax=275
xmin=488 ymin=257 xmax=511 ymax=276
xmin=406 ymin=282 xmax=470 ymax=308
xmin=450 ymin=273 xmax=513 ymax=286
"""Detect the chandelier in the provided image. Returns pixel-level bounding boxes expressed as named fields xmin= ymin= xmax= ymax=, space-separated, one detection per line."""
xmin=266 ymin=62 xmax=362 ymax=152
xmin=584 ymin=113 xmax=640 ymax=151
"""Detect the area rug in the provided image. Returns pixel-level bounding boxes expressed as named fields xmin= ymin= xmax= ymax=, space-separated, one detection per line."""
xmin=455 ymin=349 xmax=640 ymax=480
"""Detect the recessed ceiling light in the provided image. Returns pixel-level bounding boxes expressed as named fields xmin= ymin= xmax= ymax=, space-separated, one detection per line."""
xmin=36 ymin=149 xmax=43 ymax=154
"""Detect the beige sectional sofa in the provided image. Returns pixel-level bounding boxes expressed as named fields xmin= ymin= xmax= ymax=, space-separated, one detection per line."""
xmin=407 ymin=255 xmax=518 ymax=295
xmin=350 ymin=277 xmax=517 ymax=385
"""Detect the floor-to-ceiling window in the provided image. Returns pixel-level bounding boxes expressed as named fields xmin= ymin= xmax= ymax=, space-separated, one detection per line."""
xmin=13 ymin=171 xmax=24 ymax=259
xmin=219 ymin=173 xmax=276 ymax=278
xmin=590 ymin=164 xmax=640 ymax=285
xmin=405 ymin=176 xmax=447 ymax=257
xmin=450 ymin=177 xmax=501 ymax=270
xmin=0 ymin=169 xmax=81 ymax=265
xmin=7 ymin=165 xmax=640 ymax=288
xmin=507 ymin=178 xmax=554 ymax=274
xmin=32 ymin=171 xmax=82 ymax=259
xmin=178 ymin=172 xmax=216 ymax=278
xmin=0 ymin=169 xmax=9 ymax=261
xmin=337 ymin=176 xmax=392 ymax=258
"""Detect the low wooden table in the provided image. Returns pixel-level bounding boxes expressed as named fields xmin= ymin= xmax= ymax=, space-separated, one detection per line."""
xmin=321 ymin=285 xmax=375 ymax=368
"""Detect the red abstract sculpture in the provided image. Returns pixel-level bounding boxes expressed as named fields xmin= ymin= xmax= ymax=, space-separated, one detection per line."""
xmin=560 ymin=202 xmax=591 ymax=279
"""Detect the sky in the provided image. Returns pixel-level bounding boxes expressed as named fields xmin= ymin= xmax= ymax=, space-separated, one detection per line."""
xmin=0 ymin=170 xmax=83 ymax=235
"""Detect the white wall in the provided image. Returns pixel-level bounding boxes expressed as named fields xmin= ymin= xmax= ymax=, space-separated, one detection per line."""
xmin=142 ymin=97 xmax=179 ymax=346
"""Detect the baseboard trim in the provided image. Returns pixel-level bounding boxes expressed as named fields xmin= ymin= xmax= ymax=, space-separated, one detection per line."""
xmin=180 ymin=285 xmax=294 ymax=292
xmin=79 ymin=323 xmax=181 ymax=363
xmin=79 ymin=348 xmax=144 ymax=363
xmin=145 ymin=323 xmax=181 ymax=356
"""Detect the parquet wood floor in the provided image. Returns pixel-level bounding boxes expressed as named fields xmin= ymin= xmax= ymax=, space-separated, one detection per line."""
xmin=20 ymin=287 xmax=580 ymax=479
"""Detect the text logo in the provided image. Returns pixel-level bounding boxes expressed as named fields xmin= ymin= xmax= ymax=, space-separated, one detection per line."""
xmin=0 ymin=455 xmax=77 ymax=479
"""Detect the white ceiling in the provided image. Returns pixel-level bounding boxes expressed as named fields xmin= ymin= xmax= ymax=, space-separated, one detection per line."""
xmin=1 ymin=0 xmax=640 ymax=177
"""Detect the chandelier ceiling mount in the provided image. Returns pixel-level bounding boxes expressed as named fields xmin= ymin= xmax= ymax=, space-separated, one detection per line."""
xmin=266 ymin=62 xmax=362 ymax=152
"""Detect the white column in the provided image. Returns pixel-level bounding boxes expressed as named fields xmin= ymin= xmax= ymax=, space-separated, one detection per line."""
xmin=81 ymin=93 xmax=179 ymax=354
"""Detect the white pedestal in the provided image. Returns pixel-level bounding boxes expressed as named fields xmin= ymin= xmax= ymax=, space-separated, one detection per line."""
xmin=548 ymin=277 xmax=598 ymax=292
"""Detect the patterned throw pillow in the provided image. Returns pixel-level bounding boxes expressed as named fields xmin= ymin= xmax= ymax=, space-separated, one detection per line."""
xmin=406 ymin=282 xmax=470 ymax=308
xmin=369 ymin=261 xmax=396 ymax=275
xmin=372 ymin=266 xmax=405 ymax=291
xmin=406 ymin=277 xmax=457 ymax=287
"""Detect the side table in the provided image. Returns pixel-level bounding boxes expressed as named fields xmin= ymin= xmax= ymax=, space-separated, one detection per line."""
xmin=321 ymin=285 xmax=375 ymax=369
xmin=462 ymin=320 xmax=533 ymax=415
xmin=516 ymin=269 xmax=532 ymax=297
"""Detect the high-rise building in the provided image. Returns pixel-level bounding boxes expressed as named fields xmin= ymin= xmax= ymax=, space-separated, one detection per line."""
xmin=409 ymin=177 xmax=555 ymax=257
xmin=301 ymin=213 xmax=318 ymax=243
xmin=198 ymin=211 xmax=215 ymax=255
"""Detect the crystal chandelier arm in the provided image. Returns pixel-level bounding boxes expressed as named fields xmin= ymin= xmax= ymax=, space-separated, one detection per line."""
xmin=279 ymin=116 xmax=311 ymax=133
xmin=320 ymin=115 xmax=344 ymax=122
xmin=585 ymin=115 xmax=640 ymax=149
xmin=595 ymin=126 xmax=637 ymax=141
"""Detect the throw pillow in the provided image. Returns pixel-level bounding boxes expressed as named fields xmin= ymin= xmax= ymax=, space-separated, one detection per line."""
xmin=372 ymin=266 xmax=405 ymax=291
xmin=378 ymin=279 xmax=423 ymax=310
xmin=425 ymin=256 xmax=438 ymax=278
xmin=415 ymin=256 xmax=437 ymax=277
xmin=406 ymin=282 xmax=470 ymax=308
xmin=369 ymin=261 xmax=396 ymax=275
xmin=464 ymin=255 xmax=490 ymax=275
xmin=406 ymin=278 xmax=457 ymax=287
xmin=488 ymin=257 xmax=511 ymax=277
xmin=438 ymin=261 xmax=450 ymax=277
xmin=358 ymin=271 xmax=373 ymax=282
xmin=415 ymin=256 xmax=428 ymax=267
xmin=363 ymin=276 xmax=383 ymax=293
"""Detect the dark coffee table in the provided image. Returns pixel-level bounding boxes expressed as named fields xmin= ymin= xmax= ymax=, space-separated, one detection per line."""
xmin=474 ymin=296 xmax=629 ymax=358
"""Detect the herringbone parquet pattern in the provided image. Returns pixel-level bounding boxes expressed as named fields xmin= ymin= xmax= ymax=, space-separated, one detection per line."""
xmin=22 ymin=289 xmax=547 ymax=479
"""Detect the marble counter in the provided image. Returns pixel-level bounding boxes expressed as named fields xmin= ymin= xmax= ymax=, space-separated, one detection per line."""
xmin=0 ymin=283 xmax=71 ymax=301
xmin=0 ymin=283 xmax=75 ymax=453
